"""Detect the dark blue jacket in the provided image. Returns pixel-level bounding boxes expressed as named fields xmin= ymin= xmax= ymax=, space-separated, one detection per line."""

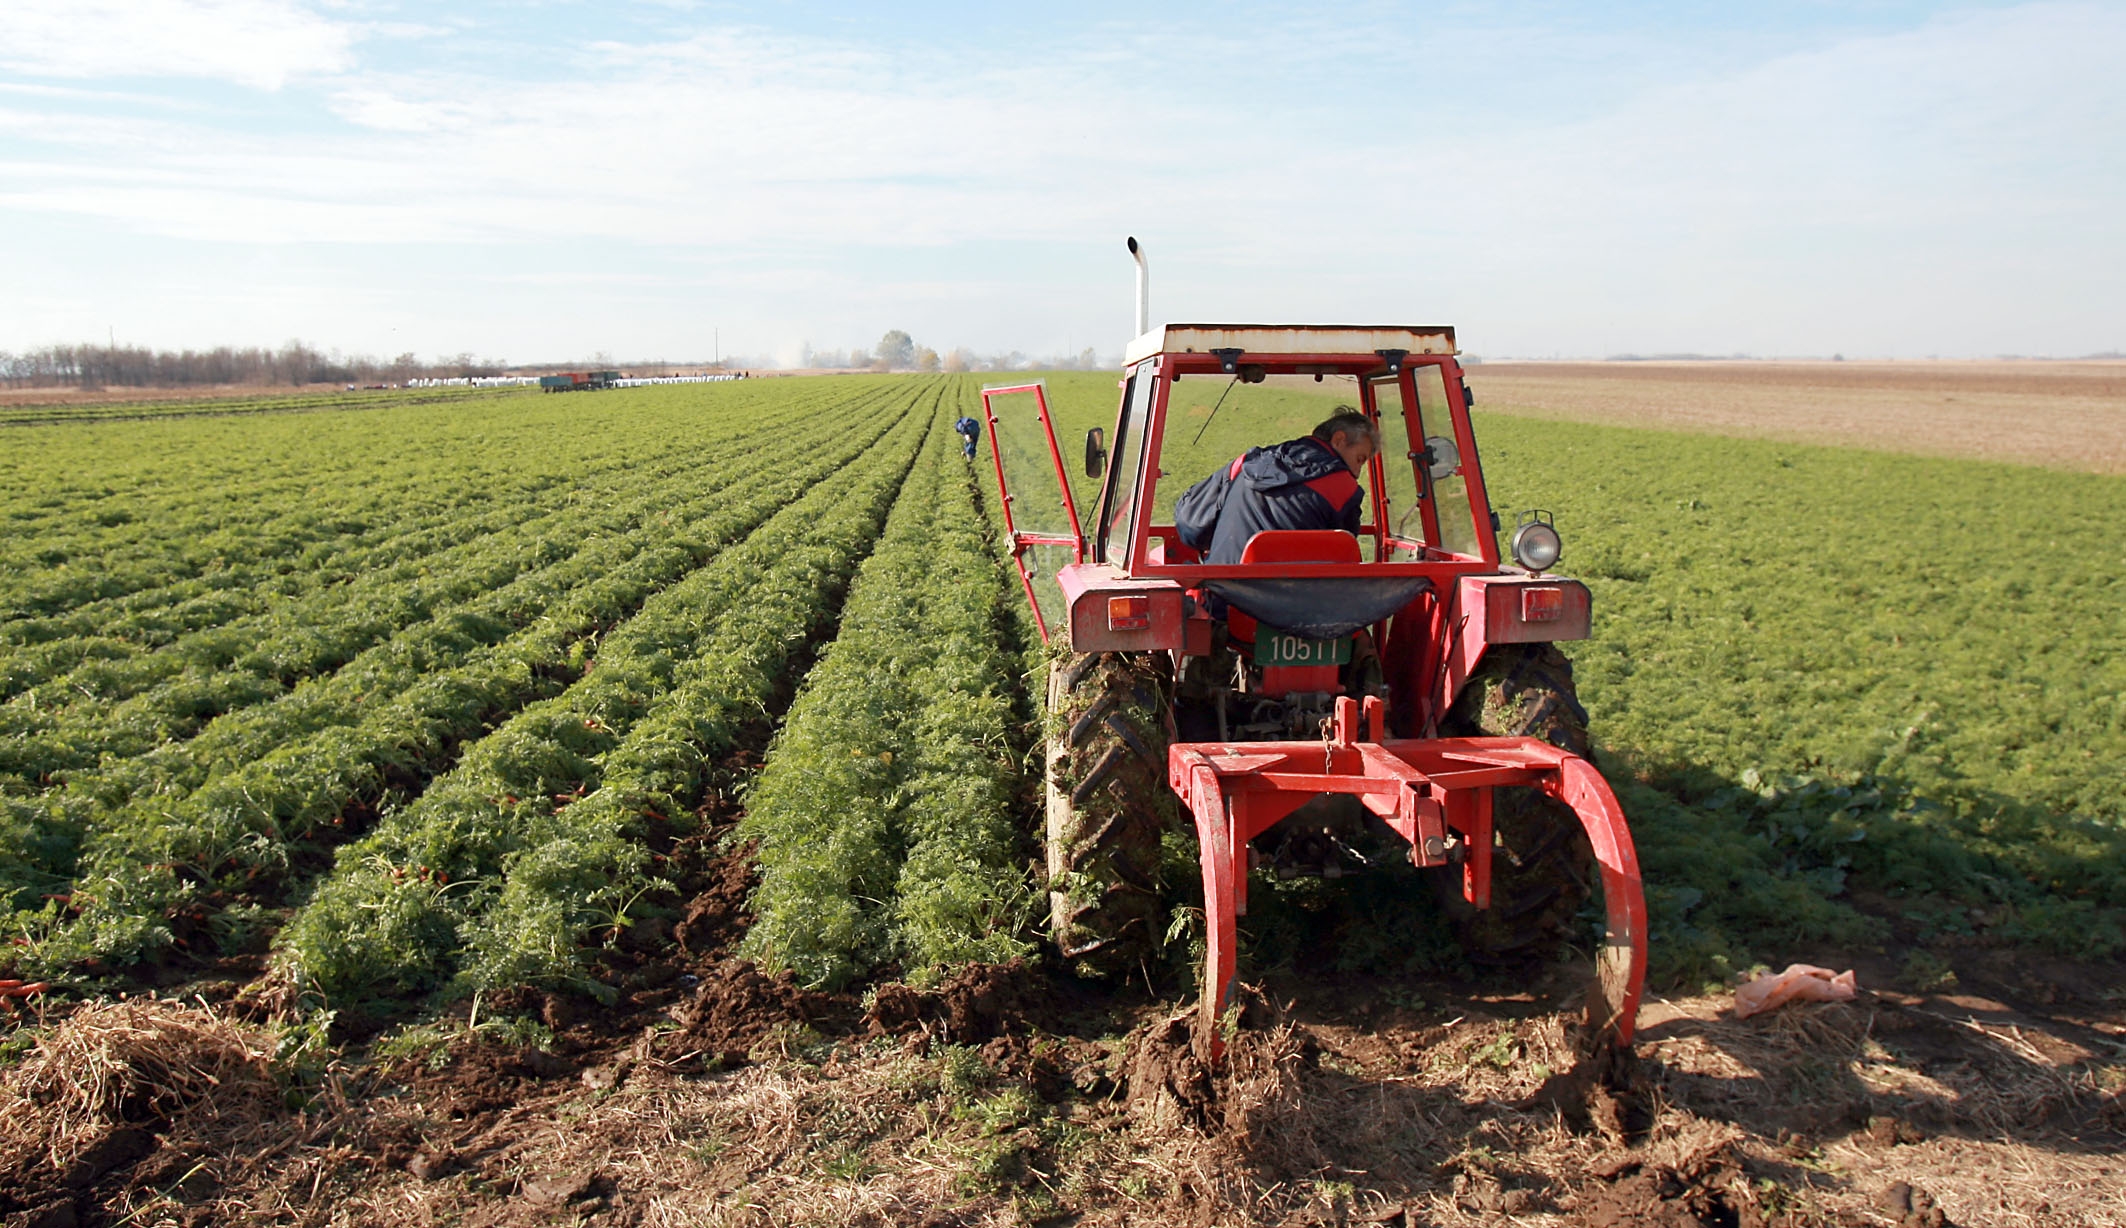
xmin=1183 ymin=437 xmax=1363 ymax=565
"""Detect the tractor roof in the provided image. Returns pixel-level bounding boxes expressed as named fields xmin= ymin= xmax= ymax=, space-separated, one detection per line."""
xmin=1123 ymin=324 xmax=1457 ymax=367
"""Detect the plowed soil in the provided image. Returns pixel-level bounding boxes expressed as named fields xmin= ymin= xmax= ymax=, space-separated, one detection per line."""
xmin=5 ymin=872 xmax=2120 ymax=1228
xmin=1466 ymin=360 xmax=2126 ymax=474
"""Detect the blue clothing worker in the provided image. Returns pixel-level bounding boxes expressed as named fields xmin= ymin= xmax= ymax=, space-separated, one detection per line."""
xmin=1173 ymin=410 xmax=1378 ymax=565
xmin=952 ymin=415 xmax=981 ymax=459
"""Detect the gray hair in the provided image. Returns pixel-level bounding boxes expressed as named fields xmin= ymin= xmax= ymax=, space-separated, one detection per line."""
xmin=1312 ymin=409 xmax=1378 ymax=449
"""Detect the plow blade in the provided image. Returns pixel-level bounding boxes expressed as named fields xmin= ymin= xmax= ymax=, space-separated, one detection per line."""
xmin=1168 ymin=696 xmax=1646 ymax=1058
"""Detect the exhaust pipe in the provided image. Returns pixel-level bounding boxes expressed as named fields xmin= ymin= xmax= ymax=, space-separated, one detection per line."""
xmin=1127 ymin=236 xmax=1148 ymax=337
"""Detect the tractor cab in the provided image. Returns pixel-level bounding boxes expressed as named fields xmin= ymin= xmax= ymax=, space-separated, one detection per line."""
xmin=980 ymin=324 xmax=1588 ymax=738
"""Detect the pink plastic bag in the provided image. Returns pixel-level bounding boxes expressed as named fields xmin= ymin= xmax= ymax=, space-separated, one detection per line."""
xmin=1733 ymin=964 xmax=1858 ymax=1019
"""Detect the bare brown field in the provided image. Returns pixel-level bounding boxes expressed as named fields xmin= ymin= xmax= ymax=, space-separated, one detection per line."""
xmin=0 ymin=383 xmax=341 ymax=409
xmin=1466 ymin=361 xmax=2126 ymax=475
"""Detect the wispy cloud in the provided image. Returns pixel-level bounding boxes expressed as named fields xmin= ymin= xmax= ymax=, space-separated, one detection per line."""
xmin=0 ymin=2 xmax=2119 ymax=357
xmin=1 ymin=24 xmax=1188 ymax=245
xmin=0 ymin=0 xmax=357 ymax=90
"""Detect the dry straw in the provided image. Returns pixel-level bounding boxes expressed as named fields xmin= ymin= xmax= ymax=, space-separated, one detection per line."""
xmin=0 ymin=998 xmax=274 ymax=1171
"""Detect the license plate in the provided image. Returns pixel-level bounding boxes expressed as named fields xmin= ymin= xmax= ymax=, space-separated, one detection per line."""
xmin=1253 ymin=631 xmax=1352 ymax=667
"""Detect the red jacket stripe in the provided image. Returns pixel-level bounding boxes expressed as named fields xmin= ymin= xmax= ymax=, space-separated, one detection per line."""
xmin=1303 ymin=469 xmax=1360 ymax=511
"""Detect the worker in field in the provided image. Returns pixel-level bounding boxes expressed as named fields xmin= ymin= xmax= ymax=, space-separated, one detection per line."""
xmin=953 ymin=414 xmax=981 ymax=459
xmin=1174 ymin=410 xmax=1376 ymax=566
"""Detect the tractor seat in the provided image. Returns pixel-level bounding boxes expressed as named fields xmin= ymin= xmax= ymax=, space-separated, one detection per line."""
xmin=1210 ymin=530 xmax=1428 ymax=642
xmin=1239 ymin=529 xmax=1362 ymax=565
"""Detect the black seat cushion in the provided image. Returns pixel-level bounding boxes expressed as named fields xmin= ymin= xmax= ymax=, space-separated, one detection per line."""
xmin=1203 ymin=577 xmax=1431 ymax=640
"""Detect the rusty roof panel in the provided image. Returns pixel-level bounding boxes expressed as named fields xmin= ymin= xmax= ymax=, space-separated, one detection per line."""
xmin=1124 ymin=324 xmax=1458 ymax=366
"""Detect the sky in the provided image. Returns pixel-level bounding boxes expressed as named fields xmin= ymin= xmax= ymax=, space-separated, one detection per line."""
xmin=1 ymin=0 xmax=2122 ymax=365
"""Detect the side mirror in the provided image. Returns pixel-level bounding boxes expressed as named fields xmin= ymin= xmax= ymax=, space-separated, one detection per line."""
xmin=1085 ymin=427 xmax=1107 ymax=478
xmin=1423 ymin=435 xmax=1461 ymax=481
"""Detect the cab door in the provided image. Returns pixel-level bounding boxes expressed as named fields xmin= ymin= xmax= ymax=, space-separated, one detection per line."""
xmin=979 ymin=380 xmax=1084 ymax=641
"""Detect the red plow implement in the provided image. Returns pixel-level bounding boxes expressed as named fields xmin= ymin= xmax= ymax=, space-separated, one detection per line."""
xmin=1171 ymin=695 xmax=1646 ymax=1056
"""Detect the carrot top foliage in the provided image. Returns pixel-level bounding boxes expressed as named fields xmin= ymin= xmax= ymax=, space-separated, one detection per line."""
xmin=0 ymin=378 xmax=932 ymax=994
xmin=741 ymin=406 xmax=1035 ymax=990
xmin=2 ymin=366 xmax=2118 ymax=1014
xmin=1478 ymin=413 xmax=2126 ymax=974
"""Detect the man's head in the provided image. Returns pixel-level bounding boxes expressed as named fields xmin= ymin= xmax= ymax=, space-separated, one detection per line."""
xmin=1312 ymin=410 xmax=1379 ymax=475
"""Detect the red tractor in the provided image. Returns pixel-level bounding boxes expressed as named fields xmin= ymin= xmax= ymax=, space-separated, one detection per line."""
xmin=980 ymin=243 xmax=1646 ymax=1057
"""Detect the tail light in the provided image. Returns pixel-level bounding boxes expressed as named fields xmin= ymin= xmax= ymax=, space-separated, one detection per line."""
xmin=1521 ymin=586 xmax=1565 ymax=622
xmin=1467 ymin=574 xmax=1590 ymax=644
xmin=1107 ymin=595 xmax=1151 ymax=631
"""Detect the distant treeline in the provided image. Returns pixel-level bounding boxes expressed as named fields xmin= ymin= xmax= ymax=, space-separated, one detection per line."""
xmin=802 ymin=330 xmax=1109 ymax=374
xmin=2 ymin=332 xmax=1125 ymax=390
xmin=0 ymin=342 xmax=509 ymax=390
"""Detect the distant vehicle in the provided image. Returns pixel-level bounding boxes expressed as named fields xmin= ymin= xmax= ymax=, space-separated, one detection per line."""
xmin=538 ymin=370 xmax=622 ymax=393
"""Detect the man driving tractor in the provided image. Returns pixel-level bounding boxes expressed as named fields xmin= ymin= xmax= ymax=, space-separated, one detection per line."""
xmin=979 ymin=315 xmax=1645 ymax=1069
xmin=1174 ymin=409 xmax=1379 ymax=564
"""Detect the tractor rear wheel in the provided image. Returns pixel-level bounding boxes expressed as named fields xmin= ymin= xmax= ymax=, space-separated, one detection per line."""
xmin=1045 ymin=651 xmax=1177 ymax=978
xmin=1436 ymin=644 xmax=1597 ymax=956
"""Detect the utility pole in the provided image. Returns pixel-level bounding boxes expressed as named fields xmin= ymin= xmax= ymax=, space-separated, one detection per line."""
xmin=714 ymin=328 xmax=719 ymax=366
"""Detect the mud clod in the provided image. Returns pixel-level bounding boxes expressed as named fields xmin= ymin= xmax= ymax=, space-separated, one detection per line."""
xmin=520 ymin=1168 xmax=597 ymax=1209
xmin=977 ymin=1034 xmax=1069 ymax=1101
xmin=1122 ymin=987 xmax=1316 ymax=1161
xmin=1877 ymin=1180 xmax=1953 ymax=1228
xmin=538 ymin=990 xmax=583 ymax=1032
xmin=864 ymin=957 xmax=1054 ymax=1044
xmin=418 ymin=1041 xmax=562 ymax=1118
xmin=9 ymin=1200 xmax=79 ymax=1228
xmin=1124 ymin=1012 xmax=1217 ymax=1129
xmin=1530 ymin=1040 xmax=1655 ymax=1144
xmin=1866 ymin=1115 xmax=1926 ymax=1147
xmin=404 ymin=1147 xmax=455 ymax=1181
xmin=655 ymin=957 xmax=826 ymax=1066
xmin=1574 ymin=1141 xmax=1773 ymax=1228
xmin=672 ymin=838 xmax=757 ymax=959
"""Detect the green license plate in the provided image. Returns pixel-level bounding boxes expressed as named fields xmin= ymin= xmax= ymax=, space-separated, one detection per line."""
xmin=1253 ymin=631 xmax=1352 ymax=667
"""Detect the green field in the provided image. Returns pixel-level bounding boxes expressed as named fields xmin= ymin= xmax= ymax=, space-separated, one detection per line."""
xmin=3 ymin=373 xmax=2121 ymax=1018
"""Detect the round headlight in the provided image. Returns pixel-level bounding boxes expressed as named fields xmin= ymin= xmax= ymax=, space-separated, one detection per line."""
xmin=1511 ymin=521 xmax=1562 ymax=571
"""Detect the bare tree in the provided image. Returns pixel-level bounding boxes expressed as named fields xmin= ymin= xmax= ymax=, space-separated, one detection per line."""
xmin=274 ymin=340 xmax=322 ymax=386
xmin=0 ymin=339 xmax=516 ymax=389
